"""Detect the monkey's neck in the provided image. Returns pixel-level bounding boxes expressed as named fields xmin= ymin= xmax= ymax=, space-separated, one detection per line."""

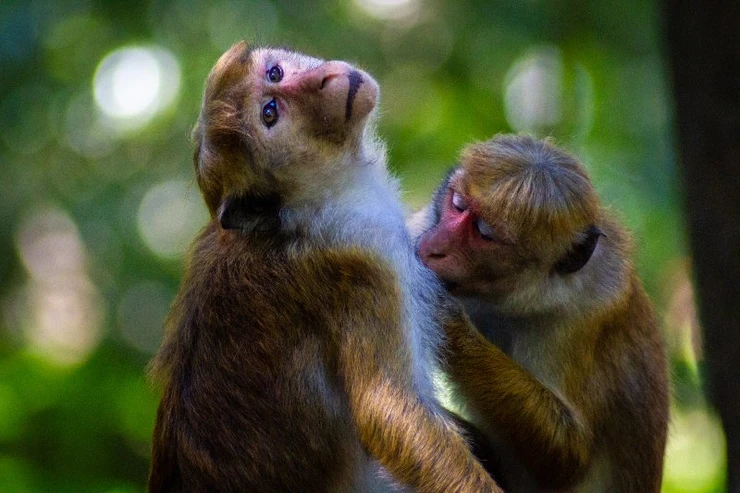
xmin=283 ymin=165 xmax=409 ymax=253
xmin=459 ymin=298 xmax=534 ymax=354
xmin=280 ymin=161 xmax=442 ymax=398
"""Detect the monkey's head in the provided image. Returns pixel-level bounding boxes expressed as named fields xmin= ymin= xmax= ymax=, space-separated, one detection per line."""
xmin=193 ymin=42 xmax=380 ymax=229
xmin=418 ymin=135 xmax=605 ymax=315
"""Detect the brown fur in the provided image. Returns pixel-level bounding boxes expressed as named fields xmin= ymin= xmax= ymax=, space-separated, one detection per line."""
xmin=415 ymin=134 xmax=670 ymax=492
xmin=149 ymin=42 xmax=501 ymax=492
xmin=459 ymin=135 xmax=599 ymax=256
xmin=150 ymin=225 xmax=490 ymax=491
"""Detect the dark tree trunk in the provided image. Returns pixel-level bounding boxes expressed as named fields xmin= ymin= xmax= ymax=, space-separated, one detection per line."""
xmin=664 ymin=1 xmax=740 ymax=490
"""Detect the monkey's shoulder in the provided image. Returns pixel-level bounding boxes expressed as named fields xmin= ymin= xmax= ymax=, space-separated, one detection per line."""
xmin=289 ymin=245 xmax=405 ymax=304
xmin=184 ymin=224 xmax=404 ymax=311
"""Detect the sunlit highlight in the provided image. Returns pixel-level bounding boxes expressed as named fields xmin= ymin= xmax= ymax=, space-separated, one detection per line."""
xmin=664 ymin=408 xmax=726 ymax=491
xmin=93 ymin=46 xmax=180 ymax=127
xmin=18 ymin=212 xmax=84 ymax=283
xmin=504 ymin=47 xmax=563 ymax=134
xmin=353 ymin=0 xmax=421 ymax=22
xmin=137 ymin=180 xmax=209 ymax=259
xmin=15 ymin=209 xmax=104 ymax=366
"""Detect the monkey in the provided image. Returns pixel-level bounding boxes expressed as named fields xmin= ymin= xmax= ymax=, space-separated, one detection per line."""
xmin=147 ymin=42 xmax=502 ymax=493
xmin=410 ymin=134 xmax=670 ymax=492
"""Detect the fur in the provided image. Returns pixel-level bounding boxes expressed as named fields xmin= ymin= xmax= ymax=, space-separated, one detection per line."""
xmin=149 ymin=42 xmax=500 ymax=492
xmin=413 ymin=134 xmax=670 ymax=492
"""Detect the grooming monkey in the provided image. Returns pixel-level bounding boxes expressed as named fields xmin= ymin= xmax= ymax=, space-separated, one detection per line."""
xmin=411 ymin=134 xmax=669 ymax=492
xmin=148 ymin=42 xmax=501 ymax=492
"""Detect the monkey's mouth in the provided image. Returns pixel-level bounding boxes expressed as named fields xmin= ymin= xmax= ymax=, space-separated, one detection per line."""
xmin=345 ymin=70 xmax=364 ymax=122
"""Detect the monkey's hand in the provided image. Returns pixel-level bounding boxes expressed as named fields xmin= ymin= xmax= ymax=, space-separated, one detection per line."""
xmin=442 ymin=313 xmax=594 ymax=489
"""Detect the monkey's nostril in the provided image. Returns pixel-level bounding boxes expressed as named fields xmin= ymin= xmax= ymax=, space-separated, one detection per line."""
xmin=320 ymin=76 xmax=331 ymax=90
xmin=428 ymin=253 xmax=446 ymax=260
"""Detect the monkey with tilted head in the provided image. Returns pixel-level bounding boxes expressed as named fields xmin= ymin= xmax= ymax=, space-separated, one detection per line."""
xmin=410 ymin=134 xmax=670 ymax=492
xmin=147 ymin=42 xmax=502 ymax=493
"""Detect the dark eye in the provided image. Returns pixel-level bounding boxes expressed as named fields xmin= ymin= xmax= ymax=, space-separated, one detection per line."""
xmin=451 ymin=191 xmax=468 ymax=212
xmin=267 ymin=65 xmax=283 ymax=83
xmin=262 ymin=99 xmax=279 ymax=128
xmin=474 ymin=217 xmax=496 ymax=241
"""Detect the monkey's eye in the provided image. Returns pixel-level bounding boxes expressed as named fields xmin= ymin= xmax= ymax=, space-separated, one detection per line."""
xmin=474 ymin=217 xmax=496 ymax=241
xmin=267 ymin=65 xmax=283 ymax=83
xmin=262 ymin=99 xmax=279 ymax=128
xmin=451 ymin=191 xmax=468 ymax=212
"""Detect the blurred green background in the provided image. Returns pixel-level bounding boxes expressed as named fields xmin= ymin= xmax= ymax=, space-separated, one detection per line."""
xmin=0 ymin=0 xmax=724 ymax=491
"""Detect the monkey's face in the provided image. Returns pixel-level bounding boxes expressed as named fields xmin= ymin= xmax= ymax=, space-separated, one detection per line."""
xmin=194 ymin=42 xmax=379 ymax=215
xmin=248 ymin=47 xmax=378 ymax=147
xmin=418 ymin=136 xmax=604 ymax=314
xmin=418 ymin=173 xmax=527 ymax=300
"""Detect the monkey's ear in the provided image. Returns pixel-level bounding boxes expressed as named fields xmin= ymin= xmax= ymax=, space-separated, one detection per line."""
xmin=553 ymin=225 xmax=603 ymax=275
xmin=218 ymin=193 xmax=281 ymax=232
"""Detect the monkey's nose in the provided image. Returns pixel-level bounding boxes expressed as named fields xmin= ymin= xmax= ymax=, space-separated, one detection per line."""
xmin=319 ymin=73 xmax=338 ymax=90
xmin=418 ymin=235 xmax=447 ymax=262
xmin=315 ymin=61 xmax=352 ymax=89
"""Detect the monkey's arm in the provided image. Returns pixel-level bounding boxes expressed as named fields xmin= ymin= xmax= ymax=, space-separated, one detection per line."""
xmin=444 ymin=409 xmax=506 ymax=487
xmin=348 ymin=371 xmax=500 ymax=493
xmin=441 ymin=307 xmax=594 ymax=489
xmin=328 ymin=254 xmax=501 ymax=493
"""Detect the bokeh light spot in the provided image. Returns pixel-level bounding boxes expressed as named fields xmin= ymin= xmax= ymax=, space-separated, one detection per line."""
xmin=664 ymin=408 xmax=726 ymax=491
xmin=109 ymin=51 xmax=159 ymax=117
xmin=17 ymin=210 xmax=85 ymax=284
xmin=504 ymin=46 xmax=563 ymax=134
xmin=353 ymin=0 xmax=421 ymax=22
xmin=503 ymin=46 xmax=594 ymax=140
xmin=14 ymin=208 xmax=105 ymax=366
xmin=93 ymin=46 xmax=180 ymax=128
xmin=137 ymin=180 xmax=209 ymax=259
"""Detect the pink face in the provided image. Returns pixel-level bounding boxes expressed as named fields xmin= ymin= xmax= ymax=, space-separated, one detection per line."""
xmin=253 ymin=49 xmax=378 ymax=147
xmin=195 ymin=44 xmax=382 ymax=213
xmin=417 ymin=186 xmax=522 ymax=296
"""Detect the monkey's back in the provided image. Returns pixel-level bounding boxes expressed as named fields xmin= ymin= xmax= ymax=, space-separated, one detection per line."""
xmin=589 ymin=275 xmax=669 ymax=492
xmin=148 ymin=222 xmax=402 ymax=492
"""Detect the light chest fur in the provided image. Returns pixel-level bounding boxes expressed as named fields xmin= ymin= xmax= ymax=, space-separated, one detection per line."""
xmin=281 ymin=163 xmax=443 ymax=399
